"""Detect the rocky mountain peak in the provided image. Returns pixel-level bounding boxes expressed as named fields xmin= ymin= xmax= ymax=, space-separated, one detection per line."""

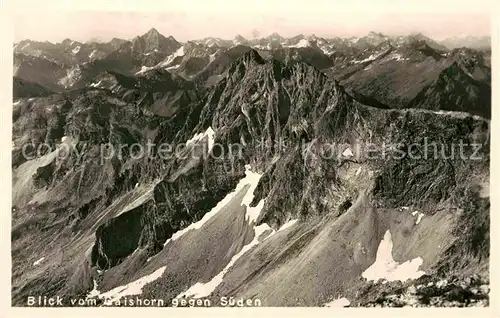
xmin=266 ymin=32 xmax=284 ymax=42
xmin=131 ymin=29 xmax=181 ymax=55
xmin=145 ymin=27 xmax=162 ymax=38
xmin=141 ymin=28 xmax=164 ymax=44
xmin=368 ymin=31 xmax=387 ymax=38
xmin=234 ymin=34 xmax=247 ymax=41
xmin=108 ymin=37 xmax=127 ymax=49
xmin=61 ymin=38 xmax=74 ymax=46
xmin=234 ymin=34 xmax=249 ymax=45
xmin=240 ymin=48 xmax=266 ymax=65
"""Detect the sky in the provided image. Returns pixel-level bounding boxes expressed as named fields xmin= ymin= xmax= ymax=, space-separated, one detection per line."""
xmin=9 ymin=0 xmax=493 ymax=43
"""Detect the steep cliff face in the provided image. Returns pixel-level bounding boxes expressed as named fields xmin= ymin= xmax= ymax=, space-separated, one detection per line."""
xmin=11 ymin=48 xmax=490 ymax=307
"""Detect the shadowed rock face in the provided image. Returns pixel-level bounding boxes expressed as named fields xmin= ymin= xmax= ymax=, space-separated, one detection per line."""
xmin=13 ymin=77 xmax=55 ymax=98
xmin=11 ymin=44 xmax=490 ymax=307
xmin=92 ymin=206 xmax=145 ymax=269
xmin=333 ymin=43 xmax=491 ymax=118
xmin=407 ymin=62 xmax=491 ymax=118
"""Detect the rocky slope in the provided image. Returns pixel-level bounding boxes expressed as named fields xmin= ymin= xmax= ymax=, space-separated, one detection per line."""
xmin=11 ymin=34 xmax=490 ymax=307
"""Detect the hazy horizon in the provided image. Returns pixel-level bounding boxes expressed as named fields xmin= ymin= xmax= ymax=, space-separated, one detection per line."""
xmin=11 ymin=0 xmax=492 ymax=43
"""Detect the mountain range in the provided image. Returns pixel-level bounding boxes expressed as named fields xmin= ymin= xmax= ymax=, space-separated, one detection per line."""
xmin=11 ymin=28 xmax=491 ymax=307
xmin=13 ymin=29 xmax=491 ymax=117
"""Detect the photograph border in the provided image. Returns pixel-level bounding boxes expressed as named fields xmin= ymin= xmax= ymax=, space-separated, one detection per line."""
xmin=1 ymin=1 xmax=498 ymax=317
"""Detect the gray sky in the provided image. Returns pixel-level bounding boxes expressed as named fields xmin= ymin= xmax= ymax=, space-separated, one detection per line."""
xmin=10 ymin=0 xmax=492 ymax=43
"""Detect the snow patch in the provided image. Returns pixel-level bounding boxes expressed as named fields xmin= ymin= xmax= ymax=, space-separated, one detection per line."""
xmin=342 ymin=148 xmax=354 ymax=157
xmin=411 ymin=211 xmax=425 ymax=225
xmin=276 ymin=219 xmax=298 ymax=233
xmin=89 ymin=80 xmax=102 ymax=88
xmin=58 ymin=66 xmax=82 ymax=88
xmin=88 ymin=266 xmax=166 ymax=305
xmin=117 ymin=184 xmax=156 ymax=217
xmin=174 ymin=46 xmax=185 ymax=57
xmin=87 ymin=279 xmax=100 ymax=298
xmin=241 ymin=165 xmax=264 ymax=223
xmin=252 ymin=44 xmax=266 ymax=50
xmin=436 ymin=279 xmax=448 ymax=288
xmin=161 ymin=46 xmax=185 ymax=67
xmin=324 ymin=297 xmax=350 ymax=307
xmin=206 ymin=38 xmax=217 ymax=47
xmin=136 ymin=65 xmax=155 ymax=75
xmin=72 ymin=46 xmax=81 ymax=54
xmin=166 ymin=64 xmax=180 ymax=71
xmin=174 ymin=170 xmax=299 ymax=299
xmin=289 ymin=39 xmax=310 ymax=48
xmin=353 ymin=53 xmax=379 ymax=64
xmin=13 ymin=100 xmax=21 ymax=106
xmin=392 ymin=53 xmax=410 ymax=61
xmin=399 ymin=206 xmax=425 ymax=226
xmin=21 ymin=42 xmax=31 ymax=50
xmin=319 ymin=45 xmax=334 ymax=56
xmin=362 ymin=230 xmax=425 ymax=283
xmin=176 ymin=187 xmax=299 ymax=299
xmin=233 ymin=37 xmax=246 ymax=46
xmin=89 ymin=50 xmax=98 ymax=59
xmin=209 ymin=52 xmax=217 ymax=63
xmin=33 ymin=257 xmax=45 ymax=266
xmin=355 ymin=167 xmax=362 ymax=176
xmin=185 ymin=127 xmax=215 ymax=151
xmin=164 ymin=163 xmax=264 ymax=247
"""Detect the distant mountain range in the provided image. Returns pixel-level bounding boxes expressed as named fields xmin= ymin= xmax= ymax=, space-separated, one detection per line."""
xmin=13 ymin=28 xmax=491 ymax=118
xmin=440 ymin=35 xmax=491 ymax=50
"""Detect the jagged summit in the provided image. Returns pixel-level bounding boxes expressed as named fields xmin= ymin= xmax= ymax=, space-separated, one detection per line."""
xmin=266 ymin=32 xmax=284 ymax=41
xmin=110 ymin=37 xmax=126 ymax=43
xmin=368 ymin=31 xmax=387 ymax=37
xmin=109 ymin=37 xmax=127 ymax=49
xmin=233 ymin=34 xmax=249 ymax=45
xmin=140 ymin=28 xmax=164 ymax=43
xmin=241 ymin=48 xmax=266 ymax=63
xmin=224 ymin=48 xmax=267 ymax=76
xmin=144 ymin=27 xmax=162 ymax=37
xmin=61 ymin=38 xmax=74 ymax=46
xmin=131 ymin=28 xmax=181 ymax=55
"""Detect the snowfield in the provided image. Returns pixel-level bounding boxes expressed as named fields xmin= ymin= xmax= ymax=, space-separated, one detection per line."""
xmin=362 ymin=230 xmax=426 ymax=283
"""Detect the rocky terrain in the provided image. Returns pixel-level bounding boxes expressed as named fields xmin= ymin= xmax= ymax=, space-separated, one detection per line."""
xmin=12 ymin=29 xmax=490 ymax=307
